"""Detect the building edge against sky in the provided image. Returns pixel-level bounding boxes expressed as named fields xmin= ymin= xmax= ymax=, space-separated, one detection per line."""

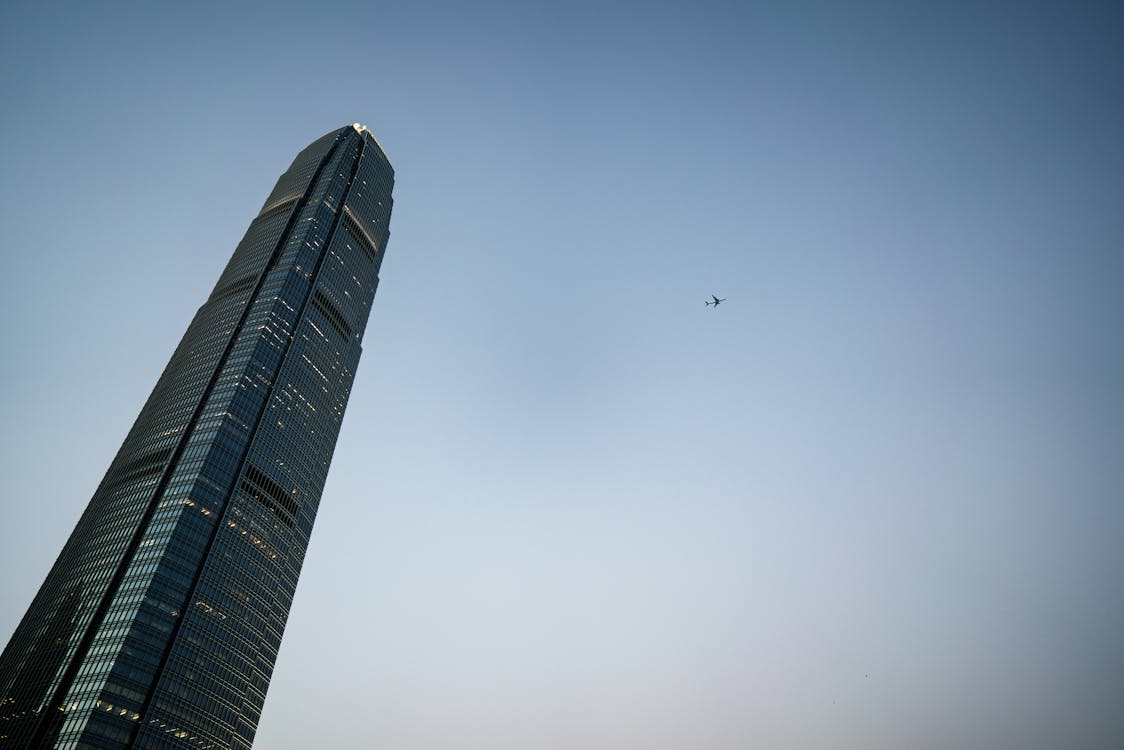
xmin=0 ymin=125 xmax=394 ymax=749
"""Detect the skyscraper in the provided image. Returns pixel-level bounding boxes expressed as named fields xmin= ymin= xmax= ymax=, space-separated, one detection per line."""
xmin=0 ymin=124 xmax=394 ymax=749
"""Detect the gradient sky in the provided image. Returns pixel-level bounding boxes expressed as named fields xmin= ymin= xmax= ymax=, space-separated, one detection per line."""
xmin=1 ymin=1 xmax=1122 ymax=748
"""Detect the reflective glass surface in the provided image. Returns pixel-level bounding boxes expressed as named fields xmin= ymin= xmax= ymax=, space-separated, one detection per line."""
xmin=0 ymin=126 xmax=394 ymax=750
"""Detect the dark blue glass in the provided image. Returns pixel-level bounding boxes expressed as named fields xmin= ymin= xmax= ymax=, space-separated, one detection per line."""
xmin=0 ymin=125 xmax=394 ymax=750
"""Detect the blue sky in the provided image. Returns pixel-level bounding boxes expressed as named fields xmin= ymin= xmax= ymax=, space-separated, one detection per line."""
xmin=1 ymin=1 xmax=1122 ymax=748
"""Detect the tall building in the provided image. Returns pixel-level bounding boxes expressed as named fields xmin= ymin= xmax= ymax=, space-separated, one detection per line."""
xmin=0 ymin=124 xmax=394 ymax=749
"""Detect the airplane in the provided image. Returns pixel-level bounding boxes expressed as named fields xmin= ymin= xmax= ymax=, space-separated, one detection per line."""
xmin=705 ymin=295 xmax=727 ymax=307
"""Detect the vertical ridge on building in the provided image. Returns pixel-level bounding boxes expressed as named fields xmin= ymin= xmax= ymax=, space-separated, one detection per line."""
xmin=0 ymin=125 xmax=395 ymax=750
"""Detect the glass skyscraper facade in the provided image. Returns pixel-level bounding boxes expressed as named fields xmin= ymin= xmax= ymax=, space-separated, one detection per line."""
xmin=0 ymin=125 xmax=394 ymax=749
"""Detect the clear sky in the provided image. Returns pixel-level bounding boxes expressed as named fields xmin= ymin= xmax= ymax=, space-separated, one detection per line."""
xmin=1 ymin=1 xmax=1122 ymax=748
